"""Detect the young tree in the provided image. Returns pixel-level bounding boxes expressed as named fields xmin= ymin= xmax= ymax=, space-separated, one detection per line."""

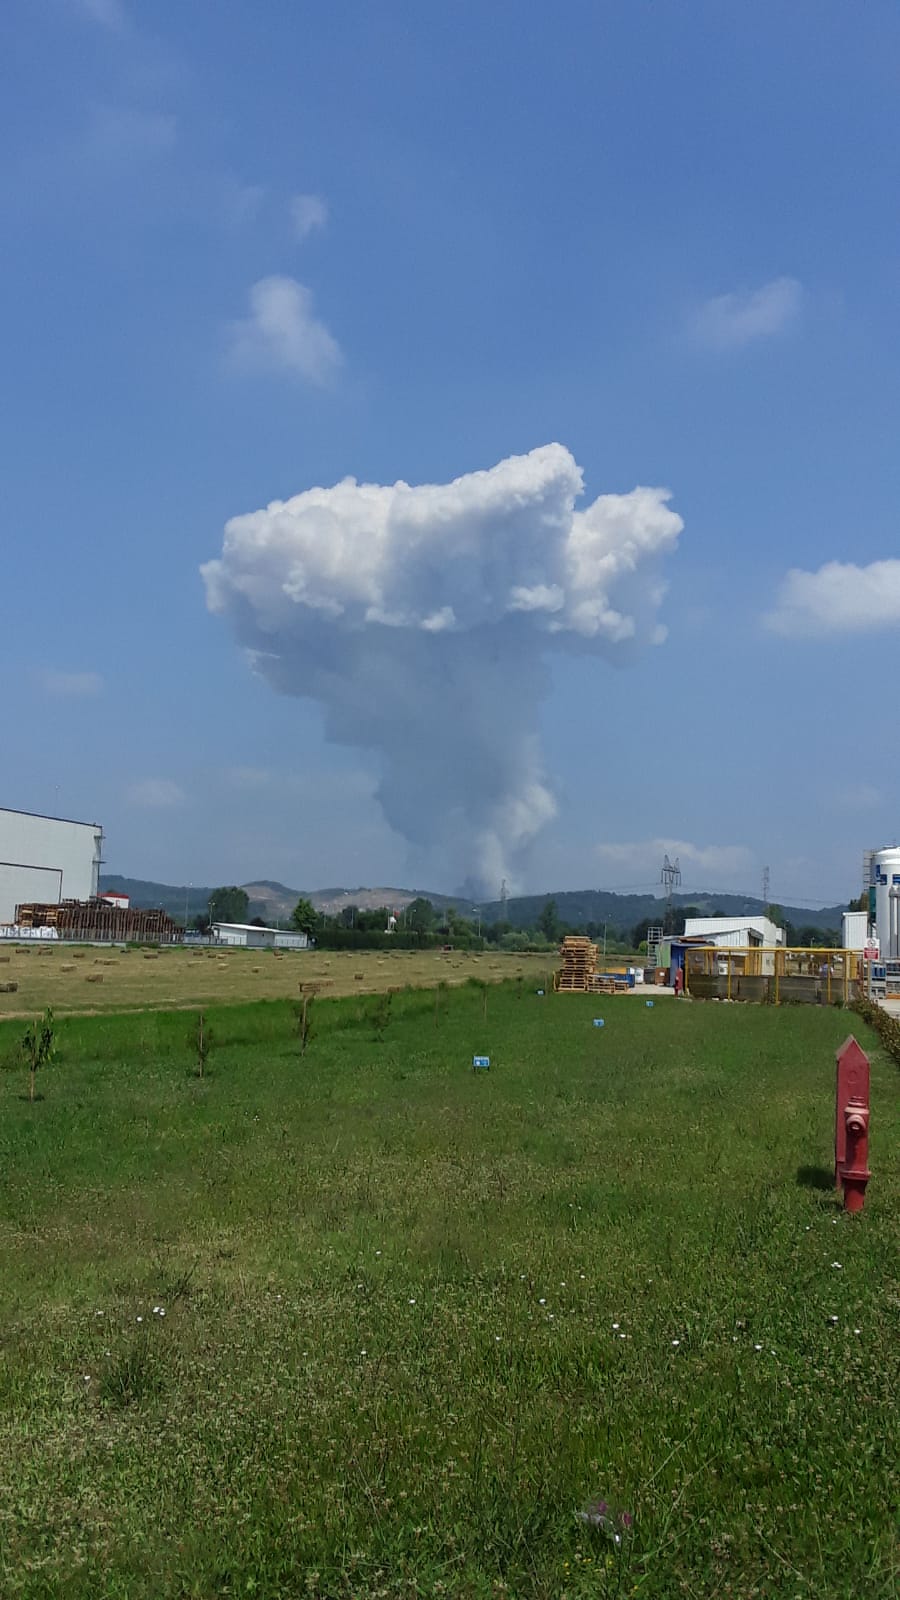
xmin=406 ymin=898 xmax=436 ymax=940
xmin=193 ymin=1011 xmax=213 ymax=1078
xmin=208 ymin=886 xmax=249 ymax=925
xmin=21 ymin=1008 xmax=54 ymax=1102
xmin=290 ymin=897 xmax=319 ymax=938
xmin=538 ymin=898 xmax=559 ymax=943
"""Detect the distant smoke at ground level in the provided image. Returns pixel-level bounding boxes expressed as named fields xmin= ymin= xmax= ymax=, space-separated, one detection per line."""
xmin=202 ymin=444 xmax=683 ymax=893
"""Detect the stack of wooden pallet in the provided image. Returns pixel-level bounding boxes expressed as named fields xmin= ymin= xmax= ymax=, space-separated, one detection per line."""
xmin=15 ymin=899 xmax=180 ymax=944
xmin=556 ymin=935 xmax=599 ymax=992
xmin=588 ymin=972 xmax=630 ymax=994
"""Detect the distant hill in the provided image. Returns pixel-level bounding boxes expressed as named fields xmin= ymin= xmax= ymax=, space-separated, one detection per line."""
xmin=100 ymin=875 xmax=846 ymax=934
xmin=99 ymin=875 xmax=469 ymax=924
xmin=478 ymin=888 xmax=847 ymax=935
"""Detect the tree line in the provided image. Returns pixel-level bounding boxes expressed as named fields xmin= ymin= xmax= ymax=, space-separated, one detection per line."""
xmin=190 ymin=888 xmax=853 ymax=952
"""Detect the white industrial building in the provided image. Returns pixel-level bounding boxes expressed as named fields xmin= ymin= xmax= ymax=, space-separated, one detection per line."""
xmin=683 ymin=915 xmax=785 ymax=975
xmin=211 ymin=922 xmax=308 ymax=950
xmin=683 ymin=915 xmax=786 ymax=950
xmin=0 ymin=807 xmax=103 ymax=926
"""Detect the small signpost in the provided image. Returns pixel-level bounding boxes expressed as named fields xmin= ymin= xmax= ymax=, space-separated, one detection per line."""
xmin=835 ymin=1036 xmax=871 ymax=1213
xmin=593 ymin=1018 xmax=605 ymax=1028
xmin=645 ymin=1000 xmax=654 ymax=1009
xmin=472 ymin=1055 xmax=490 ymax=1071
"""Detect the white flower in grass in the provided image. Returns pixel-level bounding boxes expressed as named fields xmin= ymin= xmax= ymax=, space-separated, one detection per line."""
xmin=671 ymin=1339 xmax=680 ymax=1347
xmin=754 ymin=1344 xmax=763 ymax=1352
xmin=136 ymin=1316 xmax=143 ymax=1323
xmin=612 ymin=1322 xmax=619 ymax=1330
xmin=831 ymin=1262 xmax=842 ymax=1269
xmin=854 ymin=1328 xmax=861 ymax=1335
xmin=538 ymin=1298 xmax=546 ymax=1305
xmin=408 ymin=1298 xmax=416 ymax=1305
xmin=829 ymin=1316 xmax=838 ymax=1324
xmin=82 ymin=1374 xmax=91 ymax=1382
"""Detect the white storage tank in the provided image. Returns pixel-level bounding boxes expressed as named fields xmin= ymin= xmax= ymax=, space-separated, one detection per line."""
xmin=872 ymin=846 xmax=900 ymax=960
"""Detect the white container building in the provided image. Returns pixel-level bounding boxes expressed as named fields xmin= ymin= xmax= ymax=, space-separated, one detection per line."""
xmin=211 ymin=922 xmax=308 ymax=950
xmin=841 ymin=909 xmax=869 ymax=953
xmin=0 ymin=807 xmax=103 ymax=926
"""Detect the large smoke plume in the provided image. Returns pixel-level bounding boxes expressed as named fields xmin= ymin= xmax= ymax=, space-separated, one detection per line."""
xmin=202 ymin=444 xmax=682 ymax=892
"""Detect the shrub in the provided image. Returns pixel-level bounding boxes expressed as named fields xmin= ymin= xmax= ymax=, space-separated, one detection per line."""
xmin=853 ymin=994 xmax=900 ymax=1067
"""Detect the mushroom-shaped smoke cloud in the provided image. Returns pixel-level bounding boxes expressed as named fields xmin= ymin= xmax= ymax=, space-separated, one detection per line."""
xmin=202 ymin=444 xmax=682 ymax=892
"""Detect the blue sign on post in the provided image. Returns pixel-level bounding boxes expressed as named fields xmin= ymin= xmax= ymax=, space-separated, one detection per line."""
xmin=646 ymin=1000 xmax=654 ymax=1008
xmin=473 ymin=1055 xmax=490 ymax=1070
xmin=536 ymin=989 xmax=544 ymax=996
xmin=593 ymin=1018 xmax=605 ymax=1028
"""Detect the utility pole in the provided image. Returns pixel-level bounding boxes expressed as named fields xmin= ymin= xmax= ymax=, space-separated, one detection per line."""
xmin=762 ymin=865 xmax=770 ymax=910
xmin=500 ymin=878 xmax=508 ymax=916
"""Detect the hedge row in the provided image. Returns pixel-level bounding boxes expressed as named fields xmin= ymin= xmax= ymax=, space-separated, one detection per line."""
xmin=310 ymin=930 xmax=450 ymax=951
xmin=853 ymin=993 xmax=900 ymax=1068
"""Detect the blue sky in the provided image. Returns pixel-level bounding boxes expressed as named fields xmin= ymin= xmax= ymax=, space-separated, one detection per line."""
xmin=3 ymin=0 xmax=898 ymax=905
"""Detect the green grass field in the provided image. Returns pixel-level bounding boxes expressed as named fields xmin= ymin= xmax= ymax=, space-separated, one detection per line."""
xmin=1 ymin=986 xmax=897 ymax=1599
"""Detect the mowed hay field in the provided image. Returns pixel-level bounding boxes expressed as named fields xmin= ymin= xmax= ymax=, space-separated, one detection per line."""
xmin=1 ymin=987 xmax=898 ymax=1600
xmin=0 ymin=944 xmax=554 ymax=1019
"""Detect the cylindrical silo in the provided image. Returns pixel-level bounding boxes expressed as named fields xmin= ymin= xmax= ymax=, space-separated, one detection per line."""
xmin=872 ymin=846 xmax=900 ymax=959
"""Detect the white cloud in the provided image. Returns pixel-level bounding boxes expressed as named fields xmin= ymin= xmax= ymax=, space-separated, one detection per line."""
xmin=41 ymin=669 xmax=103 ymax=696
xmin=765 ymin=559 xmax=900 ymax=636
xmin=226 ymin=276 xmax=342 ymax=385
xmin=595 ymin=838 xmax=752 ymax=885
xmin=290 ymin=193 xmax=328 ymax=239
xmin=692 ymin=276 xmax=803 ymax=349
xmin=126 ymin=779 xmax=185 ymax=808
xmin=203 ymin=444 xmax=683 ymax=891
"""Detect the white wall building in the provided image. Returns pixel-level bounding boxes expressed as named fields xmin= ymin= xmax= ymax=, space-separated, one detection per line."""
xmin=682 ymin=915 xmax=786 ymax=977
xmin=211 ymin=922 xmax=308 ymax=950
xmin=0 ymin=807 xmax=103 ymax=925
xmin=683 ymin=915 xmax=786 ymax=949
xmin=842 ymin=909 xmax=869 ymax=953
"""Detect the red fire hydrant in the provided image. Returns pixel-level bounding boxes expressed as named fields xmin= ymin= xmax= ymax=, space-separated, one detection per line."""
xmin=835 ymin=1036 xmax=871 ymax=1214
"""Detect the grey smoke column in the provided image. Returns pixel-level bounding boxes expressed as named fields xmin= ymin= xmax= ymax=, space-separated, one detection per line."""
xmin=202 ymin=444 xmax=683 ymax=891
